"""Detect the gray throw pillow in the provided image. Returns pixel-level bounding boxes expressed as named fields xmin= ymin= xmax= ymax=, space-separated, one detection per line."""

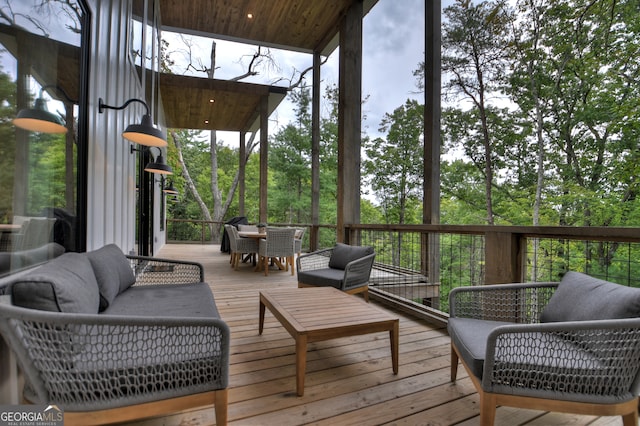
xmin=86 ymin=244 xmax=136 ymax=311
xmin=9 ymin=252 xmax=100 ymax=313
xmin=541 ymin=271 xmax=640 ymax=323
xmin=328 ymin=243 xmax=374 ymax=270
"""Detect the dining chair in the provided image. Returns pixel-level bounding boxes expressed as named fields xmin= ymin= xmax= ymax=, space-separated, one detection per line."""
xmin=257 ymin=227 xmax=296 ymax=276
xmin=226 ymin=224 xmax=258 ymax=270
xmin=293 ymin=227 xmax=306 ymax=257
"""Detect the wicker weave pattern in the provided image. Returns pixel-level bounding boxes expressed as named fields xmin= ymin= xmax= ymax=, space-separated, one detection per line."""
xmin=485 ymin=322 xmax=640 ymax=402
xmin=297 ymin=247 xmax=332 ymax=271
xmin=227 ymin=225 xmax=258 ymax=255
xmin=127 ymin=255 xmax=204 ymax=285
xmin=258 ymin=227 xmax=296 ymax=258
xmin=449 ymin=282 xmax=558 ymax=323
xmin=0 ymin=300 xmax=229 ymax=411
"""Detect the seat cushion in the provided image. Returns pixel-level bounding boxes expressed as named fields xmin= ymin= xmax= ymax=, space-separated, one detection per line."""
xmin=9 ymin=252 xmax=100 ymax=313
xmin=328 ymin=243 xmax=374 ymax=270
xmin=103 ymin=282 xmax=220 ymax=318
xmin=86 ymin=244 xmax=136 ymax=312
xmin=297 ymin=268 xmax=346 ymax=289
xmin=541 ymin=271 xmax=640 ymax=323
xmin=448 ymin=317 xmax=513 ymax=378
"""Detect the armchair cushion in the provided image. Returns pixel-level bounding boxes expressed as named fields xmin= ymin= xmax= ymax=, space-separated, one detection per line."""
xmin=87 ymin=244 xmax=136 ymax=311
xmin=296 ymin=268 xmax=347 ymax=289
xmin=541 ymin=271 xmax=640 ymax=323
xmin=9 ymin=252 xmax=100 ymax=313
xmin=328 ymin=243 xmax=374 ymax=270
xmin=448 ymin=317 xmax=512 ymax=378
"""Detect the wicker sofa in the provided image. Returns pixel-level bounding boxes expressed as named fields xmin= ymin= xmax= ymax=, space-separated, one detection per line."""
xmin=0 ymin=244 xmax=229 ymax=425
xmin=448 ymin=271 xmax=640 ymax=426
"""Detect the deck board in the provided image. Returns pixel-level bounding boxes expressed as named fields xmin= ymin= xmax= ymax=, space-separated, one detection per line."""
xmin=120 ymin=244 xmax=626 ymax=426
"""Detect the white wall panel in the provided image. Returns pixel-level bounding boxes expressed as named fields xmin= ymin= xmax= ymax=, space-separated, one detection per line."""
xmin=86 ymin=0 xmax=143 ymax=254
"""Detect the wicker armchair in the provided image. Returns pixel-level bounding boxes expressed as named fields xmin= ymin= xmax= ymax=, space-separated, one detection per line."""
xmin=296 ymin=243 xmax=375 ymax=302
xmin=258 ymin=227 xmax=296 ymax=276
xmin=448 ymin=272 xmax=640 ymax=426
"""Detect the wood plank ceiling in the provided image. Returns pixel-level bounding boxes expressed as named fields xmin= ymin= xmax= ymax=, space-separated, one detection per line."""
xmin=160 ymin=73 xmax=287 ymax=132
xmin=157 ymin=0 xmax=378 ymax=132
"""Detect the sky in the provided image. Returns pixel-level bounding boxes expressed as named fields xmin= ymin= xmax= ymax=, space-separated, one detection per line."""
xmin=168 ymin=0 xmax=426 ymax=146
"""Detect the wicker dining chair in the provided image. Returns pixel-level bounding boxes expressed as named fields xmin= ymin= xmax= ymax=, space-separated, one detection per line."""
xmin=225 ymin=224 xmax=258 ymax=270
xmin=293 ymin=227 xmax=306 ymax=256
xmin=257 ymin=227 xmax=296 ymax=276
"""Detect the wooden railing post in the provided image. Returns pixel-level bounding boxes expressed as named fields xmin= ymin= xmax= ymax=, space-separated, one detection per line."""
xmin=484 ymin=230 xmax=526 ymax=284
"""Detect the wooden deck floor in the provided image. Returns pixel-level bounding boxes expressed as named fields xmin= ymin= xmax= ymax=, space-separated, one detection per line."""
xmin=125 ymin=244 xmax=625 ymax=426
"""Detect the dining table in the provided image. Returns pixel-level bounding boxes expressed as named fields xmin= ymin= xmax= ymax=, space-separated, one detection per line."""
xmin=237 ymin=231 xmax=266 ymax=240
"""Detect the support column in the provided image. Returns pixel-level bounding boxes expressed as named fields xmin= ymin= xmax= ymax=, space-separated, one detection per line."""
xmin=311 ymin=51 xmax=321 ymax=251
xmin=259 ymin=96 xmax=269 ymax=224
xmin=239 ymin=130 xmax=246 ymax=217
xmin=485 ymin=231 xmax=525 ymax=284
xmin=337 ymin=0 xmax=363 ymax=243
xmin=424 ymin=0 xmax=442 ymax=287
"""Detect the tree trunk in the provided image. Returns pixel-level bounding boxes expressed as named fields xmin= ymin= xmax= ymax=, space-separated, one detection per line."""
xmin=172 ymin=130 xmax=214 ymax=228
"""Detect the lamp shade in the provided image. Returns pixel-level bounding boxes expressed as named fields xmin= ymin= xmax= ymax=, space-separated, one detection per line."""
xmin=123 ymin=114 xmax=167 ymax=147
xmin=13 ymin=98 xmax=67 ymax=133
xmin=144 ymin=153 xmax=173 ymax=175
xmin=163 ymin=180 xmax=178 ymax=194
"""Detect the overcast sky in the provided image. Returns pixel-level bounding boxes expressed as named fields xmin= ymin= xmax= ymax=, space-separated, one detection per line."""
xmin=173 ymin=0 xmax=426 ymax=146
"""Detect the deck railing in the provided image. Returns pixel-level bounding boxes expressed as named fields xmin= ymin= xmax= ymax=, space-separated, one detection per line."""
xmin=166 ymin=219 xmax=640 ymax=324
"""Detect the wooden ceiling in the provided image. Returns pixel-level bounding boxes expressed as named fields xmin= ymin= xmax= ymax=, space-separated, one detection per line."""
xmin=157 ymin=0 xmax=378 ymax=132
xmin=7 ymin=1 xmax=379 ymax=133
xmin=159 ymin=73 xmax=287 ymax=132
xmin=159 ymin=0 xmax=379 ymax=55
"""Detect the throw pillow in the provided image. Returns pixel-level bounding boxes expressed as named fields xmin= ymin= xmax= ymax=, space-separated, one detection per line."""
xmin=10 ymin=252 xmax=100 ymax=313
xmin=328 ymin=243 xmax=374 ymax=270
xmin=541 ymin=271 xmax=640 ymax=322
xmin=87 ymin=244 xmax=136 ymax=311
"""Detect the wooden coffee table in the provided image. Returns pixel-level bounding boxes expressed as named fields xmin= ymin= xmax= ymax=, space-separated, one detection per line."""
xmin=259 ymin=287 xmax=399 ymax=396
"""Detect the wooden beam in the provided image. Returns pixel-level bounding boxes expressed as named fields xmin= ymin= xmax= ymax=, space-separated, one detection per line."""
xmin=337 ymin=0 xmax=363 ymax=243
xmin=484 ymin=231 xmax=525 ymax=284
xmin=259 ymin=97 xmax=268 ymax=223
xmin=424 ymin=0 xmax=442 ymax=288
xmin=311 ymin=51 xmax=321 ymax=251
xmin=239 ymin=131 xmax=246 ymax=216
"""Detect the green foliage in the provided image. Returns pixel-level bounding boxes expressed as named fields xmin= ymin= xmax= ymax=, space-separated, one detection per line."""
xmin=363 ymin=99 xmax=424 ymax=224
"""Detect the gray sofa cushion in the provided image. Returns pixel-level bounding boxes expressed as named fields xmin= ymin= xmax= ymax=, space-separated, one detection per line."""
xmin=86 ymin=244 xmax=136 ymax=311
xmin=541 ymin=271 xmax=640 ymax=323
xmin=328 ymin=243 xmax=374 ymax=270
xmin=103 ymin=282 xmax=219 ymax=318
xmin=9 ymin=252 xmax=100 ymax=313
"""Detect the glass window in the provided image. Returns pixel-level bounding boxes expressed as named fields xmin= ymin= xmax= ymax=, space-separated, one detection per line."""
xmin=0 ymin=0 xmax=87 ymax=275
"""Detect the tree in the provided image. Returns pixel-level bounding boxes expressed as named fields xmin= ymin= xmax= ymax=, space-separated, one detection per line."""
xmin=268 ymin=86 xmax=312 ymax=223
xmin=364 ymin=99 xmax=424 ymax=225
xmin=442 ymin=0 xmax=513 ymax=225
